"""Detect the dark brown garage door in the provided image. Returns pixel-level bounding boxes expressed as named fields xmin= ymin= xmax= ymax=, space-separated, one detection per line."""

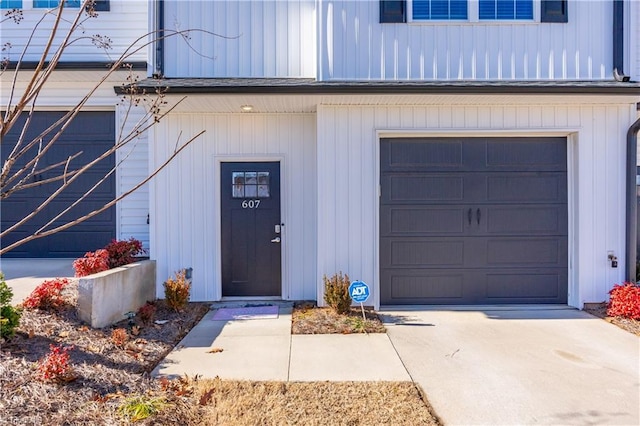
xmin=1 ymin=111 xmax=116 ymax=258
xmin=380 ymin=137 xmax=568 ymax=305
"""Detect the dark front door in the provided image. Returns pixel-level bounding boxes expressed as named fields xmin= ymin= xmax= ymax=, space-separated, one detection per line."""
xmin=380 ymin=137 xmax=568 ymax=305
xmin=1 ymin=111 xmax=116 ymax=258
xmin=221 ymin=162 xmax=281 ymax=297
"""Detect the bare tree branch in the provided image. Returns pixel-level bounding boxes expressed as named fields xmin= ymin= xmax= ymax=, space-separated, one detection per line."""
xmin=0 ymin=1 xmax=237 ymax=254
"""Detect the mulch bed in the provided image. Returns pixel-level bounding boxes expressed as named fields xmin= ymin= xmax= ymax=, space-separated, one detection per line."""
xmin=291 ymin=302 xmax=387 ymax=334
xmin=0 ymin=281 xmax=209 ymax=424
xmin=583 ymin=303 xmax=640 ymax=336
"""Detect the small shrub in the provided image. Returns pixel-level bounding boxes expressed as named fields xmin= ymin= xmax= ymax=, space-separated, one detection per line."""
xmin=118 ymin=395 xmax=166 ymax=422
xmin=22 ymin=278 xmax=70 ymax=310
xmin=323 ymin=271 xmax=352 ymax=315
xmin=73 ymin=249 xmax=110 ymax=277
xmin=111 ymin=328 xmax=129 ymax=347
xmin=105 ymin=237 xmax=145 ymax=269
xmin=38 ymin=344 xmax=75 ymax=383
xmin=137 ymin=301 xmax=156 ymax=325
xmin=164 ymin=270 xmax=191 ymax=312
xmin=0 ymin=273 xmax=21 ymax=339
xmin=607 ymin=282 xmax=640 ymax=319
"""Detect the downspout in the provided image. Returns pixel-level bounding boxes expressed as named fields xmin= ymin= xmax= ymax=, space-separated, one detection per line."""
xmin=153 ymin=0 xmax=164 ymax=78
xmin=613 ymin=0 xmax=629 ymax=81
xmin=626 ymin=109 xmax=640 ymax=283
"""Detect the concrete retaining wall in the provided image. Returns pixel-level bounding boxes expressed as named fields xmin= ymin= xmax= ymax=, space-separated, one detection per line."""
xmin=77 ymin=260 xmax=156 ymax=328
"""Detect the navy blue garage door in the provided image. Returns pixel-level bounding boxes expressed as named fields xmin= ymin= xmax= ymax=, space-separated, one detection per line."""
xmin=380 ymin=137 xmax=568 ymax=305
xmin=1 ymin=111 xmax=116 ymax=258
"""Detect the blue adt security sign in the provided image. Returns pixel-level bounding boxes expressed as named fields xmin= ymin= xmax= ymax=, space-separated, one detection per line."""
xmin=349 ymin=281 xmax=370 ymax=303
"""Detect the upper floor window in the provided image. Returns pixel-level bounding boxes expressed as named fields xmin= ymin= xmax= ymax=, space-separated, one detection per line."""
xmin=479 ymin=0 xmax=533 ymax=20
xmin=409 ymin=0 xmax=533 ymax=21
xmin=1 ymin=1 xmax=108 ymax=10
xmin=0 ymin=0 xmax=22 ymax=8
xmin=33 ymin=0 xmax=81 ymax=7
xmin=413 ymin=0 xmax=468 ymax=20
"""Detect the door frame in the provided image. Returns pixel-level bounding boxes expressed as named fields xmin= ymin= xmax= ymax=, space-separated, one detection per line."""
xmin=374 ymin=129 xmax=579 ymax=309
xmin=213 ymin=155 xmax=287 ymax=301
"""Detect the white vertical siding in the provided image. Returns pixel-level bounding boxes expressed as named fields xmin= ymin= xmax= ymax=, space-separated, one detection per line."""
xmin=115 ymin=104 xmax=149 ymax=250
xmin=163 ymin=0 xmax=316 ymax=78
xmin=0 ymin=0 xmax=148 ymax=63
xmin=320 ymin=0 xmax=613 ymax=80
xmin=631 ymin=0 xmax=640 ymax=81
xmin=316 ymin=100 xmax=635 ymax=308
xmin=150 ymin=113 xmax=317 ymax=302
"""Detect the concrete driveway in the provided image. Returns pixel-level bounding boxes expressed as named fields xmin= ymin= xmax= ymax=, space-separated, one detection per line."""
xmin=0 ymin=258 xmax=75 ymax=304
xmin=382 ymin=306 xmax=640 ymax=426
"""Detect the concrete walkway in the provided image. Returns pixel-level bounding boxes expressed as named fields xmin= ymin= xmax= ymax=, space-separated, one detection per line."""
xmin=1 ymin=258 xmax=75 ymax=303
xmin=153 ymin=304 xmax=410 ymax=382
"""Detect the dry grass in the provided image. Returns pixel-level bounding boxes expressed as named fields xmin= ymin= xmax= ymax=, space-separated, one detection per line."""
xmin=292 ymin=302 xmax=386 ymax=334
xmin=583 ymin=303 xmax=640 ymax=336
xmin=195 ymin=378 xmax=441 ymax=425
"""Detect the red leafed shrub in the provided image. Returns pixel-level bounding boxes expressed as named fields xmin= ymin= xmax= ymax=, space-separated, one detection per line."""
xmin=607 ymin=282 xmax=640 ymax=319
xmin=137 ymin=301 xmax=156 ymax=325
xmin=22 ymin=278 xmax=70 ymax=310
xmin=73 ymin=249 xmax=110 ymax=277
xmin=105 ymin=238 xmax=145 ymax=268
xmin=38 ymin=344 xmax=75 ymax=383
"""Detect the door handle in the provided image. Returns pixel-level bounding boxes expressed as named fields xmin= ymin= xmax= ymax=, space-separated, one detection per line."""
xmin=270 ymin=237 xmax=281 ymax=243
xmin=476 ymin=208 xmax=481 ymax=225
xmin=468 ymin=208 xmax=472 ymax=225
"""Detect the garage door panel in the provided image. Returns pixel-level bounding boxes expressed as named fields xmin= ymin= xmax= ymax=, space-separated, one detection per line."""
xmin=382 ymin=206 xmax=466 ymax=235
xmin=381 ymin=268 xmax=568 ymax=304
xmin=49 ymin=172 xmax=115 ymax=197
xmin=46 ymin=200 xmax=116 ymax=225
xmin=486 ymin=205 xmax=567 ymax=235
xmin=1 ymin=200 xmax=30 ymax=221
xmin=485 ymin=238 xmax=567 ymax=266
xmin=383 ymin=239 xmax=465 ymax=267
xmin=0 ymin=230 xmax=36 ymax=257
xmin=386 ymin=272 xmax=465 ymax=300
xmin=486 ymin=271 xmax=567 ymax=301
xmin=45 ymin=230 xmax=115 ymax=257
xmin=486 ymin=139 xmax=567 ymax=171
xmin=386 ymin=175 xmax=464 ymax=202
xmin=383 ymin=139 xmax=464 ymax=171
xmin=487 ymin=175 xmax=567 ymax=203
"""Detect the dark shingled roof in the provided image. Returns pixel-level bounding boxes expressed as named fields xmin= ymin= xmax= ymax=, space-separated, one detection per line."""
xmin=116 ymin=77 xmax=640 ymax=95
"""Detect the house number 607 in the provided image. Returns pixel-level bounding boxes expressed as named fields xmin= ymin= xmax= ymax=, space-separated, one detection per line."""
xmin=242 ymin=200 xmax=260 ymax=209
